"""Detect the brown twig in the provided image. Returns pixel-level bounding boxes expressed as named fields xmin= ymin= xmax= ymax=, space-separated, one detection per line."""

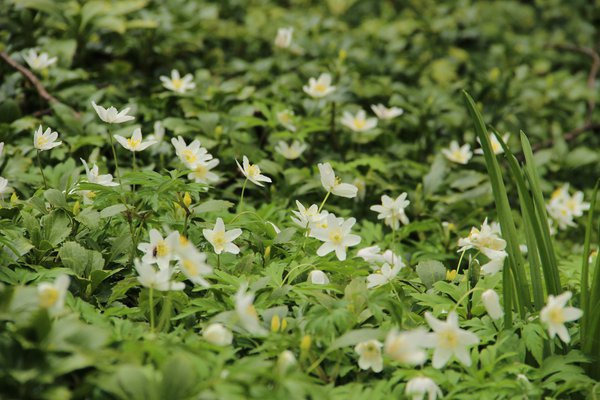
xmin=531 ymin=44 xmax=600 ymax=152
xmin=0 ymin=51 xmax=59 ymax=104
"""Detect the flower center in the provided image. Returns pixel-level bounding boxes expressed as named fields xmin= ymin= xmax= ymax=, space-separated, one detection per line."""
xmin=213 ymin=232 xmax=226 ymax=249
xmin=548 ymin=307 xmax=565 ymax=324
xmin=193 ymin=165 xmax=207 ymax=178
xmin=246 ymin=304 xmax=258 ymax=317
xmin=155 ymin=240 xmax=169 ymax=258
xmin=36 ymin=136 xmax=49 ymax=147
xmin=39 ymin=287 xmax=59 ymax=308
xmin=171 ymin=78 xmax=183 ymax=90
xmin=328 ymin=229 xmax=343 ymax=244
xmin=314 ymin=83 xmax=327 ymax=93
xmin=247 ymin=164 xmax=260 ymax=177
xmin=452 ymin=149 xmax=465 ymax=161
xmin=127 ymin=137 xmax=141 ymax=149
xmin=182 ymin=149 xmax=197 ymax=165
xmin=439 ymin=329 xmax=458 ymax=349
xmin=182 ymin=259 xmax=199 ymax=276
xmin=353 ymin=118 xmax=366 ymax=129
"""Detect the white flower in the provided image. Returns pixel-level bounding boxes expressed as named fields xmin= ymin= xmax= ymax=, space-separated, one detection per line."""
xmin=0 ymin=177 xmax=11 ymax=196
xmin=354 ymin=340 xmax=383 ymax=372
xmin=358 ymin=246 xmax=404 ymax=270
xmin=540 ymin=291 xmax=582 ymax=343
xmin=307 ymin=270 xmax=330 ymax=285
xmin=274 ymin=27 xmax=293 ymax=49
xmin=481 ymin=289 xmax=504 ymax=320
xmin=134 ymin=259 xmax=185 ymax=291
xmin=276 ymin=109 xmax=296 ymax=131
xmin=367 ymin=263 xmax=401 ymax=288
xmin=277 ymin=350 xmax=297 ymax=374
xmin=171 ymin=136 xmax=212 ymax=169
xmin=23 ymin=50 xmax=57 ymax=70
xmin=318 ymin=162 xmax=358 ymax=198
xmin=203 ymin=217 xmax=242 ymax=255
xmin=422 ymin=311 xmax=480 ymax=368
xmin=0 ymin=142 xmax=4 ymax=158
xmin=160 ymin=69 xmax=196 ymax=94
xmin=341 ymin=110 xmax=378 ymax=132
xmin=81 ymin=159 xmax=118 ymax=186
xmin=176 ymin=245 xmax=213 ymax=287
xmin=114 ymin=128 xmax=156 ymax=152
xmin=384 ymin=328 xmax=428 ymax=365
xmin=303 ymin=73 xmax=336 ymax=98
xmin=236 ymin=155 xmax=272 ymax=187
xmin=274 ymin=140 xmax=307 ymax=160
xmin=235 ymin=283 xmax=266 ymax=334
xmin=203 ymin=323 xmax=233 ymax=346
xmin=146 ymin=121 xmax=170 ymax=154
xmin=442 ymin=141 xmax=472 ymax=165
xmin=405 ymin=376 xmax=443 ymax=400
xmin=91 ymin=101 xmax=135 ymax=124
xmin=546 ymin=184 xmax=590 ymax=230
xmin=188 ymin=159 xmax=220 ymax=184
xmin=370 ymin=193 xmax=410 ymax=229
xmin=137 ymin=229 xmax=180 ymax=270
xmin=33 ymin=125 xmax=61 ymax=151
xmin=310 ymin=214 xmax=361 ymax=261
xmin=38 ymin=274 xmax=70 ymax=313
xmin=291 ymin=200 xmax=326 ymax=230
xmin=457 ymin=218 xmax=507 ymax=275
xmin=370 ymin=104 xmax=404 ymax=120
xmin=475 ymin=133 xmax=509 ymax=155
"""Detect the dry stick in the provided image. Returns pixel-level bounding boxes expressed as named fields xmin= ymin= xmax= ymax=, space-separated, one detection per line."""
xmin=532 ymin=44 xmax=600 ymax=152
xmin=0 ymin=51 xmax=58 ymax=104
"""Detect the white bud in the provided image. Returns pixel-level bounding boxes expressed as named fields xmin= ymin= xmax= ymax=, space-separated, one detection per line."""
xmin=481 ymin=289 xmax=504 ymax=320
xmin=202 ymin=323 xmax=233 ymax=346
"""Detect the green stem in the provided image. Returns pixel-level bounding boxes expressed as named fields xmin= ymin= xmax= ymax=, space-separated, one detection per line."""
xmin=132 ymin=151 xmax=137 ymax=172
xmin=37 ymin=150 xmax=47 ymax=189
xmin=239 ymin=178 xmax=248 ymax=211
xmin=149 ymin=287 xmax=155 ymax=333
xmin=217 ymin=253 xmax=221 ymax=269
xmin=107 ymin=127 xmax=123 ymax=189
xmin=318 ymin=190 xmax=331 ymax=213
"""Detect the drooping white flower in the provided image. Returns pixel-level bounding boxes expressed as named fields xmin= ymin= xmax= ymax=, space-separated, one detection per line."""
xmin=442 ymin=141 xmax=472 ymax=165
xmin=354 ymin=340 xmax=383 ymax=372
xmin=384 ymin=328 xmax=428 ymax=365
xmin=370 ymin=104 xmax=404 ymax=120
xmin=0 ymin=142 xmax=4 ymax=158
xmin=422 ymin=311 xmax=480 ymax=368
xmin=370 ymin=193 xmax=410 ymax=229
xmin=475 ymin=133 xmax=509 ymax=155
xmin=303 ymin=73 xmax=336 ymax=98
xmin=160 ymin=69 xmax=196 ymax=94
xmin=274 ymin=140 xmax=307 ymax=160
xmin=405 ymin=376 xmax=443 ymax=400
xmin=81 ymin=159 xmax=118 ymax=187
xmin=274 ymin=27 xmax=293 ymax=49
xmin=310 ymin=214 xmax=361 ymax=261
xmin=481 ymin=289 xmax=504 ymax=320
xmin=38 ymin=274 xmax=70 ymax=313
xmin=146 ymin=121 xmax=170 ymax=154
xmin=187 ymin=159 xmax=220 ymax=184
xmin=134 ymin=259 xmax=185 ymax=291
xmin=276 ymin=109 xmax=296 ymax=131
xmin=171 ymin=136 xmax=212 ymax=169
xmin=341 ymin=110 xmax=378 ymax=132
xmin=33 ymin=125 xmax=61 ymax=151
xmin=318 ymin=162 xmax=358 ymax=198
xmin=23 ymin=50 xmax=57 ymax=70
xmin=137 ymin=229 xmax=180 ymax=270
xmin=176 ymin=245 xmax=213 ymax=287
xmin=307 ymin=270 xmax=330 ymax=285
xmin=236 ymin=155 xmax=272 ymax=187
xmin=235 ymin=283 xmax=266 ymax=335
xmin=203 ymin=217 xmax=243 ymax=255
xmin=91 ymin=101 xmax=135 ymax=124
xmin=0 ymin=177 xmax=11 ymax=196
xmin=203 ymin=323 xmax=233 ymax=346
xmin=114 ymin=128 xmax=156 ymax=152
xmin=277 ymin=350 xmax=297 ymax=374
xmin=540 ymin=291 xmax=582 ymax=343
xmin=367 ymin=263 xmax=402 ymax=288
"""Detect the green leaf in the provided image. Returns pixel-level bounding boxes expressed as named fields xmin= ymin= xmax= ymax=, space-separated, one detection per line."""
xmin=193 ymin=200 xmax=233 ymax=214
xmin=416 ymin=260 xmax=446 ymax=289
xmin=328 ymin=329 xmax=383 ymax=351
xmin=58 ymin=241 xmax=104 ymax=277
xmin=41 ymin=211 xmax=71 ymax=247
xmin=44 ymin=189 xmax=68 ymax=209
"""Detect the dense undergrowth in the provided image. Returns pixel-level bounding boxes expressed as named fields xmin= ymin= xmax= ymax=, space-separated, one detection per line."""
xmin=1 ymin=1 xmax=600 ymax=399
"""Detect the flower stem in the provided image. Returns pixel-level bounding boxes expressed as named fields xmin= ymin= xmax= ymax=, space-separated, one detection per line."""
xmin=132 ymin=151 xmax=137 ymax=173
xmin=107 ymin=127 xmax=123 ymax=189
xmin=318 ymin=190 xmax=331 ymax=213
xmin=149 ymin=287 xmax=155 ymax=333
xmin=239 ymin=178 xmax=248 ymax=211
xmin=217 ymin=253 xmax=221 ymax=269
xmin=37 ymin=150 xmax=47 ymax=189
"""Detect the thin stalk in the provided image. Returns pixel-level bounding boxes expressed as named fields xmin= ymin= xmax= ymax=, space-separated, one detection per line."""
xmin=132 ymin=151 xmax=137 ymax=172
xmin=107 ymin=127 xmax=123 ymax=189
xmin=318 ymin=190 xmax=331 ymax=213
xmin=239 ymin=178 xmax=248 ymax=210
xmin=149 ymin=287 xmax=155 ymax=333
xmin=36 ymin=150 xmax=48 ymax=189
xmin=217 ymin=253 xmax=221 ymax=269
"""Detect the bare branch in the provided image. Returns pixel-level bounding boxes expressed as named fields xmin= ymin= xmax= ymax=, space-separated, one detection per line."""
xmin=0 ymin=51 xmax=59 ymax=104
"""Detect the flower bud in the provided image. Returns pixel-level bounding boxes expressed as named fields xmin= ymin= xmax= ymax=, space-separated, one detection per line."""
xmin=481 ymin=289 xmax=503 ymax=320
xmin=271 ymin=314 xmax=281 ymax=333
xmin=300 ymin=335 xmax=312 ymax=352
xmin=183 ymin=192 xmax=192 ymax=208
xmin=203 ymin=323 xmax=233 ymax=346
xmin=277 ymin=350 xmax=297 ymax=374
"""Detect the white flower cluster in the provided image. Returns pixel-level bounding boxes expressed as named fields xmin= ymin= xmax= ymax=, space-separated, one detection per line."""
xmin=546 ymin=184 xmax=590 ymax=231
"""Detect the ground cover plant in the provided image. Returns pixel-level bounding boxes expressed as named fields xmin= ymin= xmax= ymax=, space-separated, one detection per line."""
xmin=1 ymin=0 xmax=600 ymax=398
